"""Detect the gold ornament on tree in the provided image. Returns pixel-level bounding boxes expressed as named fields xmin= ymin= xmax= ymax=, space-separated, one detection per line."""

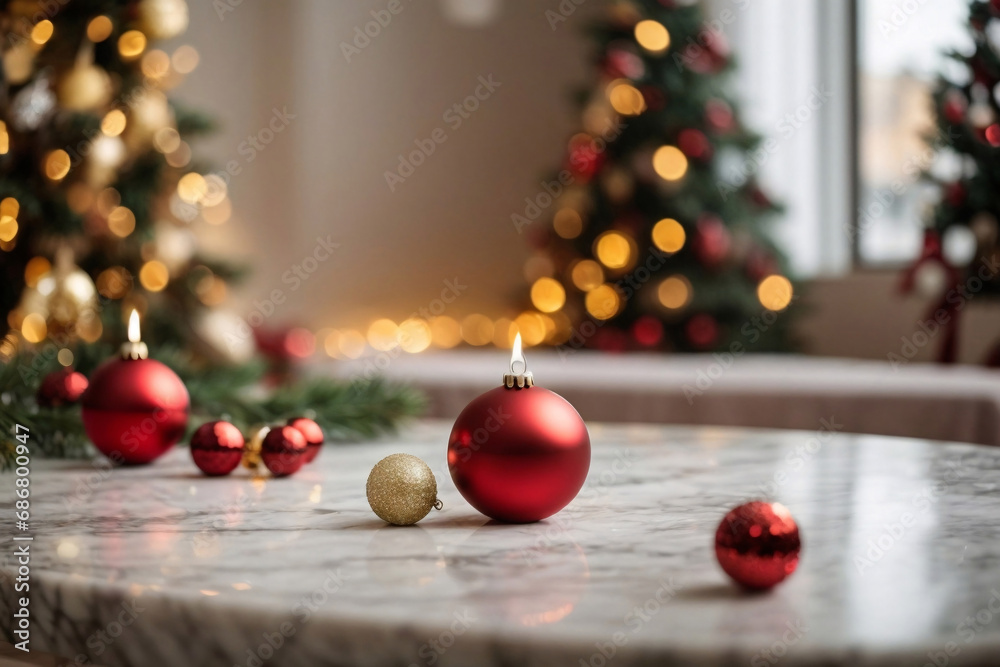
xmin=366 ymin=454 xmax=442 ymax=526
xmin=59 ymin=45 xmax=111 ymax=112
xmin=138 ymin=0 xmax=190 ymax=40
xmin=18 ymin=246 xmax=100 ymax=343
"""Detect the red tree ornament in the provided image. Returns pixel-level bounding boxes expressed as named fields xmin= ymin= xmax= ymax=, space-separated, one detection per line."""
xmin=190 ymin=421 xmax=245 ymax=476
xmin=448 ymin=335 xmax=590 ymax=523
xmin=81 ymin=312 xmax=189 ymax=465
xmin=715 ymin=501 xmax=801 ymax=590
xmin=261 ymin=425 xmax=308 ymax=477
xmin=36 ymin=367 xmax=89 ymax=407
xmin=288 ymin=416 xmax=324 ymax=463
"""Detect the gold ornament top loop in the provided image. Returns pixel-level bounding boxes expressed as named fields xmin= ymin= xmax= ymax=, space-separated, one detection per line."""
xmin=433 ymin=499 xmax=443 ymax=511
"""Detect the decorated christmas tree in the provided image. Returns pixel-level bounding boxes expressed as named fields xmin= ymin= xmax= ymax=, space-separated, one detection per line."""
xmin=0 ymin=0 xmax=421 ymax=466
xmin=520 ymin=0 xmax=794 ymax=353
xmin=916 ymin=0 xmax=1000 ymax=364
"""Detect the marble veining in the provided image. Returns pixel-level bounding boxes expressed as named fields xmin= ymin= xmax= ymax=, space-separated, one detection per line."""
xmin=3 ymin=420 xmax=1000 ymax=666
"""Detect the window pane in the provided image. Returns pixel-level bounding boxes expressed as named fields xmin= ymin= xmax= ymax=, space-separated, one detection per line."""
xmin=857 ymin=0 xmax=972 ymax=264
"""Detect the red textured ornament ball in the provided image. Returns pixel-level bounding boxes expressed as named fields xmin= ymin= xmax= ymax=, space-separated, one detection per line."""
xmin=36 ymin=367 xmax=89 ymax=407
xmin=287 ymin=417 xmax=324 ymax=463
xmin=81 ymin=358 xmax=189 ymax=465
xmin=715 ymin=501 xmax=801 ymax=590
xmin=190 ymin=421 xmax=245 ymax=476
xmin=261 ymin=425 xmax=308 ymax=477
xmin=448 ymin=386 xmax=590 ymax=523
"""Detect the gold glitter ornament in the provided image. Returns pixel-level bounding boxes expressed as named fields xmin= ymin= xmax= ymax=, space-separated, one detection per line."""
xmin=366 ymin=454 xmax=442 ymax=526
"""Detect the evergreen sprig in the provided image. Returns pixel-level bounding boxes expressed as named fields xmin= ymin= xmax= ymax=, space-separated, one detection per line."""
xmin=0 ymin=349 xmax=425 ymax=470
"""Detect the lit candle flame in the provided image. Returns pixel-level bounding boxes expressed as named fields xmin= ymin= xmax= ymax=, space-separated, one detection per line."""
xmin=128 ymin=309 xmax=141 ymax=343
xmin=510 ymin=332 xmax=526 ymax=375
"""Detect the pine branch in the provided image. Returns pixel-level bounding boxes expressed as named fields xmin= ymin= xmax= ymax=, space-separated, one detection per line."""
xmin=1 ymin=350 xmax=426 ymax=470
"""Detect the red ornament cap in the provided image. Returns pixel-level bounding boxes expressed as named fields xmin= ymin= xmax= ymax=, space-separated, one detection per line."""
xmin=190 ymin=421 xmax=245 ymax=476
xmin=288 ymin=417 xmax=324 ymax=463
xmin=715 ymin=501 xmax=801 ymax=590
xmin=261 ymin=425 xmax=308 ymax=477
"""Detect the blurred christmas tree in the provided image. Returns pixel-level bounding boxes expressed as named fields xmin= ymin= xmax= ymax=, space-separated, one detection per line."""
xmin=0 ymin=0 xmax=230 ymax=354
xmin=916 ymin=0 xmax=1000 ymax=363
xmin=0 ymin=0 xmax=422 ymax=465
xmin=521 ymin=0 xmax=794 ymax=353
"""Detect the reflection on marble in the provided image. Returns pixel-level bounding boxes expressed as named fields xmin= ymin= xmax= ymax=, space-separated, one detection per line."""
xmin=3 ymin=420 xmax=1000 ymax=666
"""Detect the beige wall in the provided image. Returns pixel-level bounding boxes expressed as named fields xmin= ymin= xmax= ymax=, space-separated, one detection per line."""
xmin=174 ymin=0 xmax=593 ymax=329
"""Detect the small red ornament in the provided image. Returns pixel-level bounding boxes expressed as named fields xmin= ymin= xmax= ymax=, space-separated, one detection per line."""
xmin=694 ymin=214 xmax=732 ymax=267
xmin=715 ymin=501 xmax=801 ymax=590
xmin=261 ymin=425 xmax=308 ymax=477
xmin=631 ymin=316 xmax=663 ymax=348
xmin=448 ymin=336 xmax=590 ymax=523
xmin=190 ymin=421 xmax=245 ymax=476
xmin=36 ymin=367 xmax=89 ymax=407
xmin=566 ymin=133 xmax=606 ymax=182
xmin=288 ymin=417 xmax=324 ymax=463
xmin=81 ymin=311 xmax=189 ymax=465
xmin=705 ymin=99 xmax=734 ymax=133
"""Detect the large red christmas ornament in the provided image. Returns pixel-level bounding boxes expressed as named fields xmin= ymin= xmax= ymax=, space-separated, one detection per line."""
xmin=715 ymin=501 xmax=801 ymax=590
xmin=261 ymin=425 xmax=308 ymax=477
xmin=448 ymin=335 xmax=590 ymax=523
xmin=190 ymin=421 xmax=245 ymax=476
xmin=36 ymin=367 xmax=89 ymax=407
xmin=288 ymin=416 xmax=324 ymax=463
xmin=81 ymin=311 xmax=189 ymax=465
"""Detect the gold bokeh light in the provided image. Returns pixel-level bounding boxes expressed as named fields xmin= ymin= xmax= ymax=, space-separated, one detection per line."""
xmin=87 ymin=16 xmax=113 ymax=42
xmin=594 ymin=231 xmax=633 ymax=270
xmin=139 ymin=260 xmax=169 ymax=292
xmin=652 ymin=218 xmax=686 ymax=253
xmin=553 ymin=208 xmax=583 ymax=239
xmin=461 ymin=314 xmax=494 ymax=346
xmin=652 ymin=145 xmax=688 ymax=181
xmin=31 ymin=20 xmax=54 ymax=45
xmin=530 ymin=277 xmax=566 ymax=313
xmin=107 ymin=206 xmax=136 ymax=237
xmin=657 ymin=275 xmax=692 ymax=310
xmin=571 ymin=259 xmax=605 ymax=291
xmin=399 ymin=318 xmax=432 ymax=353
xmin=608 ymin=81 xmax=646 ymax=116
xmin=367 ymin=318 xmax=400 ymax=351
xmin=44 ymin=150 xmax=71 ymax=181
xmin=429 ymin=316 xmax=462 ymax=348
xmin=757 ymin=275 xmax=793 ymax=311
xmin=118 ymin=30 xmax=147 ymax=59
xmin=634 ymin=20 xmax=670 ymax=53
xmin=585 ymin=284 xmax=621 ymax=320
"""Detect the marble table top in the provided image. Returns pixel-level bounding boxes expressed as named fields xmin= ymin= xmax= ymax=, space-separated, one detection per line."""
xmin=3 ymin=420 xmax=1000 ymax=667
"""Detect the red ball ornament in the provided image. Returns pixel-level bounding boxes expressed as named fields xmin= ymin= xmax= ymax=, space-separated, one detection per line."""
xmin=715 ymin=501 xmax=801 ymax=590
xmin=448 ymin=339 xmax=590 ymax=523
xmin=678 ymin=128 xmax=711 ymax=160
xmin=705 ymin=99 xmax=734 ymax=133
xmin=261 ymin=425 xmax=308 ymax=477
xmin=81 ymin=329 xmax=189 ymax=465
xmin=36 ymin=367 xmax=89 ymax=407
xmin=288 ymin=417 xmax=324 ymax=463
xmin=190 ymin=421 xmax=245 ymax=476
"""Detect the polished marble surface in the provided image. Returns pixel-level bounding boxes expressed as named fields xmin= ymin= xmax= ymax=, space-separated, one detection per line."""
xmin=3 ymin=420 xmax=1000 ymax=666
